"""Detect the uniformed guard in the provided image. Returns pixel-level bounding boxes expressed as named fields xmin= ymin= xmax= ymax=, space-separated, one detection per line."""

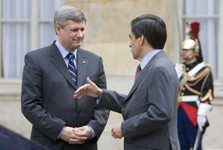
xmin=175 ymin=22 xmax=214 ymax=150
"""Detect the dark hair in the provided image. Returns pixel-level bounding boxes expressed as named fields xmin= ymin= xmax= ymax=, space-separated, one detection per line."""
xmin=131 ymin=14 xmax=167 ymax=49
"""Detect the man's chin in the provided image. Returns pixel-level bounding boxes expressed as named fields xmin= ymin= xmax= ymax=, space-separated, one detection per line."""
xmin=73 ymin=43 xmax=82 ymax=48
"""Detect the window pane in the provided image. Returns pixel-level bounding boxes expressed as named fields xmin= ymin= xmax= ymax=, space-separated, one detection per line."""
xmin=1 ymin=0 xmax=31 ymax=78
xmin=39 ymin=0 xmax=64 ymax=47
xmin=200 ymin=19 xmax=218 ymax=76
xmin=39 ymin=0 xmax=64 ymax=19
xmin=2 ymin=23 xmax=30 ymax=78
xmin=183 ymin=0 xmax=219 ymax=78
xmin=184 ymin=0 xmax=219 ymax=15
xmin=39 ymin=23 xmax=56 ymax=47
xmin=2 ymin=0 xmax=31 ymax=19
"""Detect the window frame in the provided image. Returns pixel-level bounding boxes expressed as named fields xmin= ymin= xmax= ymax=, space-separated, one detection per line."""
xmin=0 ymin=0 xmax=62 ymax=78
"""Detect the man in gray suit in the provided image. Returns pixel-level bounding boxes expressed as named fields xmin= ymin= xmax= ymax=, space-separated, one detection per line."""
xmin=21 ymin=6 xmax=109 ymax=150
xmin=74 ymin=14 xmax=180 ymax=150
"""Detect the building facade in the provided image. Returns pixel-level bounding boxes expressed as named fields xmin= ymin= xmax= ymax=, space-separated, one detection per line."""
xmin=0 ymin=0 xmax=222 ymax=148
xmin=0 ymin=0 xmax=222 ymax=82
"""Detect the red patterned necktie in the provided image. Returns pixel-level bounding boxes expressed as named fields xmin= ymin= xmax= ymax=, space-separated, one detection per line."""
xmin=135 ymin=64 xmax=142 ymax=79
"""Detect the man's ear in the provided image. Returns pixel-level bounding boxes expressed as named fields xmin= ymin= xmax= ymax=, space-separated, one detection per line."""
xmin=55 ymin=25 xmax=61 ymax=36
xmin=139 ymin=35 xmax=144 ymax=46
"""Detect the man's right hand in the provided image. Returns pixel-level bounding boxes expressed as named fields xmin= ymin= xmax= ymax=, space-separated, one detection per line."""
xmin=74 ymin=77 xmax=102 ymax=99
xmin=60 ymin=126 xmax=86 ymax=144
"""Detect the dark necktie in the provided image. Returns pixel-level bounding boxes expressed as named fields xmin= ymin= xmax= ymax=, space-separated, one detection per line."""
xmin=135 ymin=64 xmax=142 ymax=79
xmin=66 ymin=53 xmax=77 ymax=86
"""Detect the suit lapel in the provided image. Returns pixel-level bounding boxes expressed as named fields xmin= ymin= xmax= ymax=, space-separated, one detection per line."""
xmin=50 ymin=42 xmax=77 ymax=89
xmin=77 ymin=50 xmax=88 ymax=87
xmin=125 ymin=51 xmax=165 ymax=102
xmin=125 ymin=66 xmax=149 ymax=102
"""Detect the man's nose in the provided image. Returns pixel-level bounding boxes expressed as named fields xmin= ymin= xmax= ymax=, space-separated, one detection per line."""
xmin=77 ymin=30 xmax=84 ymax=37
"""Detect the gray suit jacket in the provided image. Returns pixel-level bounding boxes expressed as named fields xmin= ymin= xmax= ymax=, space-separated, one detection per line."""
xmin=98 ymin=51 xmax=180 ymax=150
xmin=21 ymin=42 xmax=109 ymax=150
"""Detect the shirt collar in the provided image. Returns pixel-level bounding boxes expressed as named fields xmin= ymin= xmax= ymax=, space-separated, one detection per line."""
xmin=55 ymin=40 xmax=77 ymax=60
xmin=140 ymin=49 xmax=161 ymax=70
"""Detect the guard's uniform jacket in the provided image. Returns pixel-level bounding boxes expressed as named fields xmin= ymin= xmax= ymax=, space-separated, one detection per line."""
xmin=178 ymin=59 xmax=214 ymax=127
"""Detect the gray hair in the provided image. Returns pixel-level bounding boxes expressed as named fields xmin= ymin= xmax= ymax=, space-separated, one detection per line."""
xmin=54 ymin=6 xmax=86 ymax=29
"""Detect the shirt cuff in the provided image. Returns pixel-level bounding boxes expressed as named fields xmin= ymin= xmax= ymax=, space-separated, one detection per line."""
xmin=58 ymin=127 xmax=64 ymax=139
xmin=96 ymin=97 xmax=101 ymax=105
xmin=87 ymin=125 xmax=96 ymax=139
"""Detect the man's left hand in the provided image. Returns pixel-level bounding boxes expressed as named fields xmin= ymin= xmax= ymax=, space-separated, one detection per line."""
xmin=111 ymin=124 xmax=123 ymax=139
xmin=69 ymin=126 xmax=92 ymax=144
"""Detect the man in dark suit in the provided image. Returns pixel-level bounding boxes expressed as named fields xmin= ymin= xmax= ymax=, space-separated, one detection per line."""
xmin=21 ymin=6 xmax=109 ymax=150
xmin=74 ymin=14 xmax=180 ymax=150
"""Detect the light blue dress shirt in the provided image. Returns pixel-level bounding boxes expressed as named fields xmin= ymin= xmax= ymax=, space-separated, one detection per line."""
xmin=139 ymin=49 xmax=162 ymax=70
xmin=55 ymin=40 xmax=95 ymax=139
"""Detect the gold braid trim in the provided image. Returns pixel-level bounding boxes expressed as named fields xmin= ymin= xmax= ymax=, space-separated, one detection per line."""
xmin=200 ymin=89 xmax=213 ymax=101
xmin=187 ymin=75 xmax=204 ymax=87
xmin=186 ymin=67 xmax=211 ymax=87
xmin=184 ymin=83 xmax=202 ymax=96
xmin=201 ymin=72 xmax=211 ymax=96
xmin=188 ymin=67 xmax=211 ymax=81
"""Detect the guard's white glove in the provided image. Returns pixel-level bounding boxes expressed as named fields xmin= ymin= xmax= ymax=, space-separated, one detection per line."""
xmin=197 ymin=115 xmax=206 ymax=131
xmin=175 ymin=63 xmax=184 ymax=79
xmin=197 ymin=103 xmax=212 ymax=131
xmin=175 ymin=63 xmax=187 ymax=85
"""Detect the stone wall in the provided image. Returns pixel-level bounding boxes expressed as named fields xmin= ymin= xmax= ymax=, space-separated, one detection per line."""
xmin=65 ymin=0 xmax=176 ymax=75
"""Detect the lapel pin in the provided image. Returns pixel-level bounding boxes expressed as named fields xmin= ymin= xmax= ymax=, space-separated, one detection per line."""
xmin=82 ymin=61 xmax=86 ymax=64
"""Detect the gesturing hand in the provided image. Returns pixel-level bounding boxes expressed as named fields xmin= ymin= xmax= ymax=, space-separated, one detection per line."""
xmin=74 ymin=77 xmax=102 ymax=99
